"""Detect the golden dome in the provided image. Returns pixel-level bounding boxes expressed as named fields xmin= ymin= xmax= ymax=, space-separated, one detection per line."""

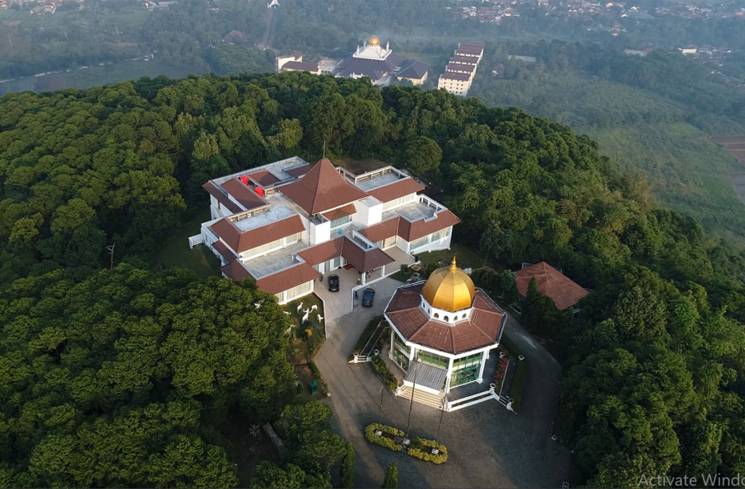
xmin=367 ymin=35 xmax=381 ymax=46
xmin=421 ymin=257 xmax=475 ymax=313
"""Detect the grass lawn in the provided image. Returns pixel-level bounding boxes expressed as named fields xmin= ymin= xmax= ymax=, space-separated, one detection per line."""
xmin=415 ymin=243 xmax=489 ymax=270
xmin=155 ymin=209 xmax=221 ymax=278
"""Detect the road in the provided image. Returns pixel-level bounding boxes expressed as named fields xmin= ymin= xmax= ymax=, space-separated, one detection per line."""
xmin=314 ymin=305 xmax=570 ymax=488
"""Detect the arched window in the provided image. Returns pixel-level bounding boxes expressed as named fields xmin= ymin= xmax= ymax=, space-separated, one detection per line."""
xmin=444 ymin=316 xmax=449 ymax=322
xmin=434 ymin=313 xmax=439 ymax=319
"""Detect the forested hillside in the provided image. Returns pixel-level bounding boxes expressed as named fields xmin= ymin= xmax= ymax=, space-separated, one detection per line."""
xmin=1 ymin=73 xmax=745 ymax=486
xmin=470 ymin=42 xmax=745 ymax=243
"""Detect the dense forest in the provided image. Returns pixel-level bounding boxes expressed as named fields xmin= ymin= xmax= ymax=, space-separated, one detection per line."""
xmin=2 ymin=73 xmax=745 ymax=486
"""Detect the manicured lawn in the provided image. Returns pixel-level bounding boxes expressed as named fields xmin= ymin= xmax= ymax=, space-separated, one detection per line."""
xmin=155 ymin=209 xmax=221 ymax=278
xmin=415 ymin=243 xmax=489 ymax=270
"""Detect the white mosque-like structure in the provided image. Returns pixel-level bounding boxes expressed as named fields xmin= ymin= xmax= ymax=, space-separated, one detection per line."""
xmin=335 ymin=35 xmax=429 ymax=86
xmin=384 ymin=257 xmax=510 ymax=411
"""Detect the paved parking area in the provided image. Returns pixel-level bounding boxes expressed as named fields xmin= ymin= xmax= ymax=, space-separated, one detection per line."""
xmin=314 ymin=294 xmax=571 ymax=488
xmin=315 ymin=274 xmax=402 ymax=338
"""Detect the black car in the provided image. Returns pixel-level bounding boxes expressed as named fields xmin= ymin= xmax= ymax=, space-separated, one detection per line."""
xmin=327 ymin=274 xmax=340 ymax=292
xmin=361 ymin=288 xmax=375 ymax=307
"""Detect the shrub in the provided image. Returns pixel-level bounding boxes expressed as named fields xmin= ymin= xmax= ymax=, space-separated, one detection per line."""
xmin=341 ymin=444 xmax=355 ymax=488
xmin=371 ymin=356 xmax=398 ymax=391
xmin=407 ymin=437 xmax=448 ymax=464
xmin=382 ymin=463 xmax=399 ymax=488
xmin=364 ymin=423 xmax=404 ymax=452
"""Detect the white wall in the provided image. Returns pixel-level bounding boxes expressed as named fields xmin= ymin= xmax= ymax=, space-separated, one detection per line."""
xmin=352 ymin=198 xmax=383 ymax=228
xmin=308 ymin=218 xmax=331 ymax=245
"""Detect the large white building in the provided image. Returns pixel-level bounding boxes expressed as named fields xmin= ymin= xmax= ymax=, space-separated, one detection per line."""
xmin=189 ymin=157 xmax=459 ymax=304
xmin=438 ymin=41 xmax=485 ymax=96
xmin=335 ymin=36 xmax=429 ymax=86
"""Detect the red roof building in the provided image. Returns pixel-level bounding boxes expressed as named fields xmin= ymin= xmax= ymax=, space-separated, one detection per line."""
xmin=515 ymin=261 xmax=589 ymax=310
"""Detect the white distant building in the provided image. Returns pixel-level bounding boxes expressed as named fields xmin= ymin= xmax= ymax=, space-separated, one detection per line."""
xmin=276 ymin=52 xmax=320 ymax=74
xmin=335 ymin=36 xmax=429 ymax=86
xmin=438 ymin=41 xmax=484 ymax=96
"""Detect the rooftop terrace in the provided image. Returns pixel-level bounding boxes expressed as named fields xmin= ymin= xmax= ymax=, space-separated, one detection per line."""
xmin=353 ymin=167 xmax=408 ymax=192
xmin=383 ymin=199 xmax=438 ymax=223
xmin=242 ymin=241 xmax=308 ymax=278
xmin=231 ymin=194 xmax=300 ymax=232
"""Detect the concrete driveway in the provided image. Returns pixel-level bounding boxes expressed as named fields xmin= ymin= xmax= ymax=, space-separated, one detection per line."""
xmin=316 ymin=276 xmax=402 ymax=338
xmin=314 ymin=296 xmax=570 ymax=488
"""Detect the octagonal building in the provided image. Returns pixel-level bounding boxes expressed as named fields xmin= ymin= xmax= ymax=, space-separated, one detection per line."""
xmin=384 ymin=257 xmax=509 ymax=410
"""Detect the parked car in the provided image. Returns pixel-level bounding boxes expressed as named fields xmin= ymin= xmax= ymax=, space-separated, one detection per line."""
xmin=361 ymin=288 xmax=375 ymax=307
xmin=327 ymin=274 xmax=340 ymax=292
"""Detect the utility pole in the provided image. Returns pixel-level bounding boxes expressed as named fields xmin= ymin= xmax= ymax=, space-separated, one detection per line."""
xmin=405 ymin=363 xmax=419 ymax=441
xmin=436 ymin=398 xmax=446 ymax=438
xmin=322 ymin=139 xmax=326 ymax=159
xmin=106 ymin=243 xmax=115 ymax=270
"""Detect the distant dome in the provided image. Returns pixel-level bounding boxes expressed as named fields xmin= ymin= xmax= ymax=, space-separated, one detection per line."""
xmin=421 ymin=257 xmax=475 ymax=313
xmin=367 ymin=35 xmax=381 ymax=46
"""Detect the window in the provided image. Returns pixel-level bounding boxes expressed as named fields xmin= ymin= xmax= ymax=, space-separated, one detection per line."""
xmin=392 ymin=334 xmax=410 ymax=370
xmin=451 ymin=352 xmax=482 ymax=387
xmin=417 ymin=350 xmax=448 ymax=369
xmin=409 ymin=236 xmax=429 ymax=251
xmin=284 ymin=281 xmax=312 ymax=301
xmin=330 ymin=215 xmax=352 ymax=229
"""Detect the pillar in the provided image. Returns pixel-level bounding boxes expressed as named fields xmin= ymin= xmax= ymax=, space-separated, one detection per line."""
xmin=444 ymin=356 xmax=454 ymax=394
xmin=388 ymin=328 xmax=395 ymax=362
xmin=477 ymin=350 xmax=488 ymax=384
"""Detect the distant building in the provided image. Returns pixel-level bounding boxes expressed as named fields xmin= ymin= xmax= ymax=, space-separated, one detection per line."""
xmin=438 ymin=41 xmax=484 ymax=96
xmin=335 ymin=35 xmax=430 ymax=87
xmin=276 ymin=52 xmax=320 ymax=75
xmin=396 ymin=60 xmax=429 ymax=86
xmin=679 ymin=47 xmax=698 ymax=56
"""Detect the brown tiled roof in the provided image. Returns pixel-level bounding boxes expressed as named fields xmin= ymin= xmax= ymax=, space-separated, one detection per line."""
xmin=515 ymin=261 xmax=589 ymax=311
xmin=210 ymin=215 xmax=305 ymax=254
xmin=298 ymin=238 xmax=345 ymax=265
xmin=322 ymin=203 xmax=356 ymax=221
xmin=221 ymin=178 xmax=267 ymax=210
xmin=286 ymin=165 xmax=311 ymax=178
xmin=212 ymin=240 xmax=237 ymax=261
xmin=280 ymin=159 xmax=367 ymax=214
xmin=256 ymin=262 xmax=319 ymax=295
xmin=361 ymin=218 xmax=400 ymax=242
xmin=366 ymin=178 xmax=425 ymax=203
xmin=360 ymin=210 xmax=460 ymax=243
xmin=296 ymin=237 xmax=394 ymax=272
xmin=341 ymin=238 xmax=394 ymax=272
xmin=221 ymin=260 xmax=251 ymax=281
xmin=450 ymin=55 xmax=479 ymax=65
xmin=247 ymin=170 xmax=280 ymax=187
xmin=440 ymin=71 xmax=471 ymax=81
xmin=385 ymin=284 xmax=506 ymax=354
xmin=406 ymin=210 xmax=460 ymax=241
xmin=203 ymin=181 xmax=242 ymax=213
xmin=281 ymin=61 xmax=319 ymax=72
xmin=446 ymin=62 xmax=475 ymax=74
xmin=456 ymin=42 xmax=485 ymax=56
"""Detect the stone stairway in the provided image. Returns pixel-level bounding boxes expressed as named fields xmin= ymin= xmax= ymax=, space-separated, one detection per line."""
xmin=396 ymin=385 xmax=446 ymax=410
